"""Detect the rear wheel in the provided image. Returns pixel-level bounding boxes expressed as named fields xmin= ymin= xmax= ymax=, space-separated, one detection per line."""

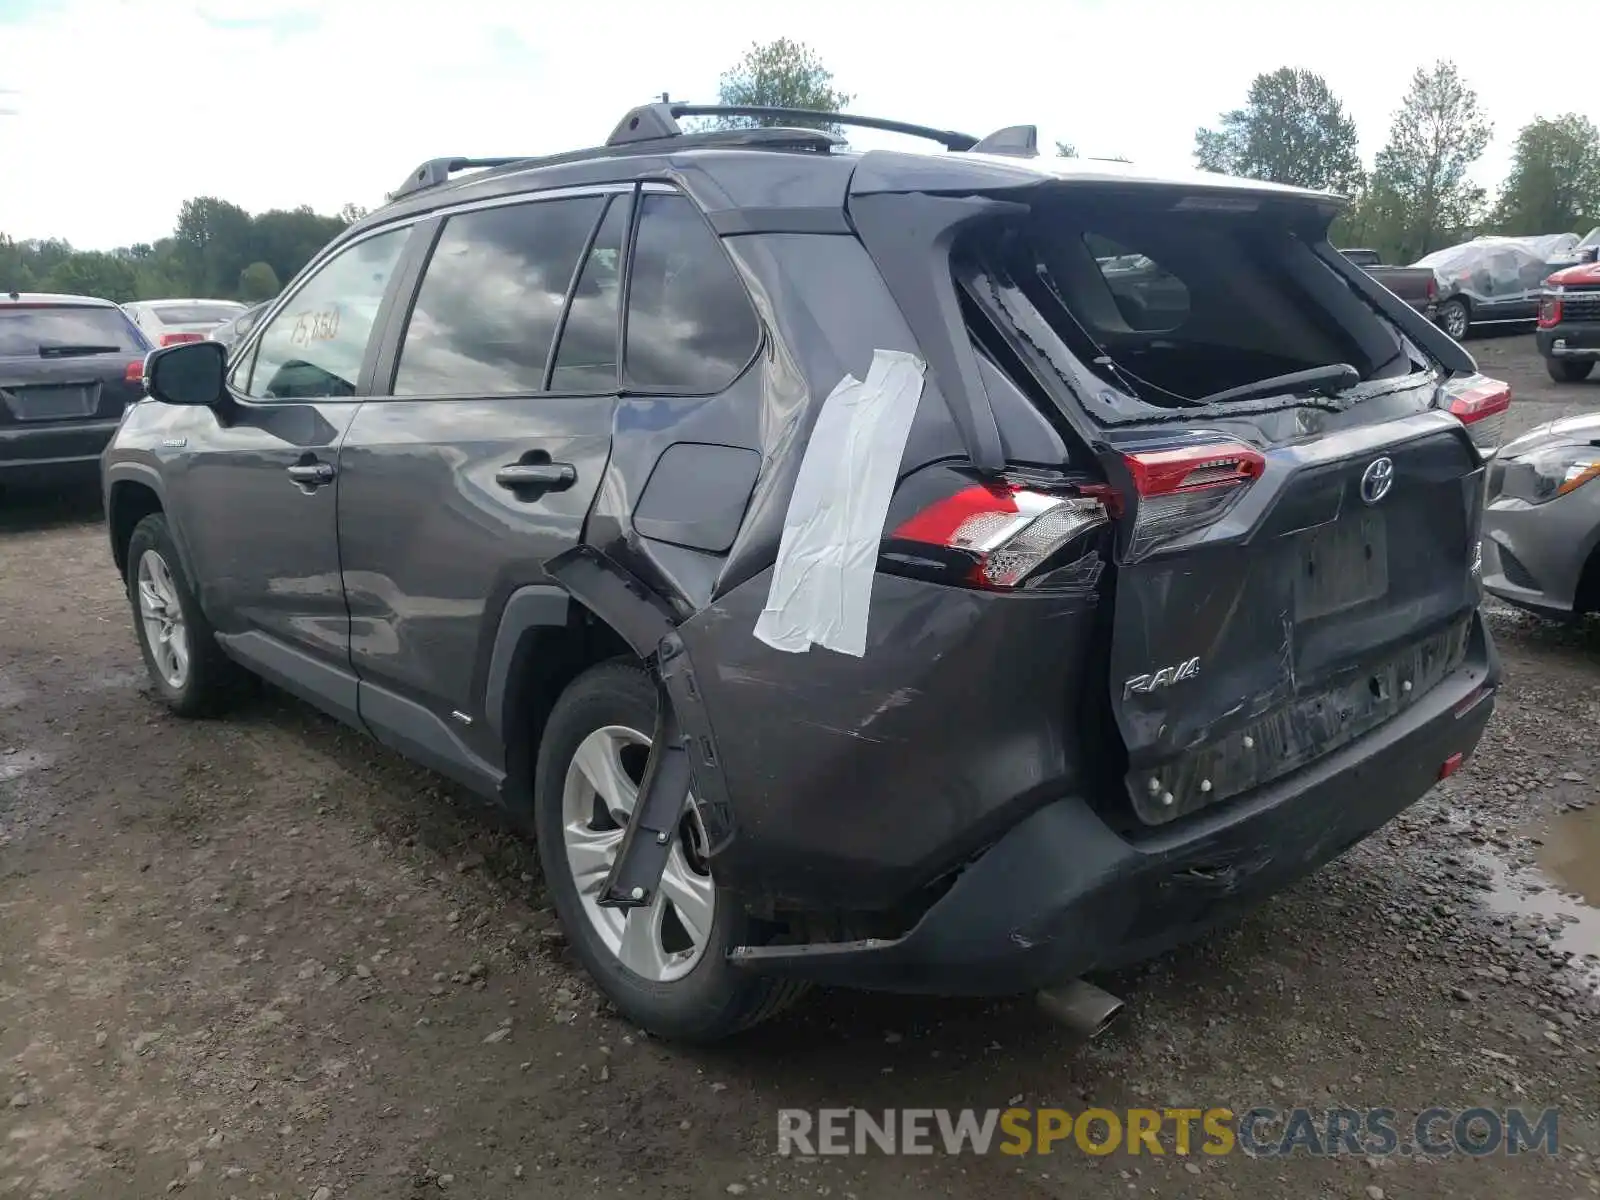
xmin=1547 ymin=357 xmax=1595 ymax=383
xmin=1436 ymin=298 xmax=1470 ymax=341
xmin=126 ymin=513 xmax=245 ymax=716
xmin=533 ymin=661 xmax=805 ymax=1040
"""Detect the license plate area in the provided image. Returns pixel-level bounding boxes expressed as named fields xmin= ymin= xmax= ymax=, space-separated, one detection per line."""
xmin=1294 ymin=510 xmax=1388 ymax=622
xmin=2 ymin=384 xmax=99 ymax=422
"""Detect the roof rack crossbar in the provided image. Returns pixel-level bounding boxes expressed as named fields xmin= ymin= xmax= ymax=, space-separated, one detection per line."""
xmin=605 ymin=102 xmax=980 ymax=152
xmin=390 ymin=156 xmax=527 ymax=202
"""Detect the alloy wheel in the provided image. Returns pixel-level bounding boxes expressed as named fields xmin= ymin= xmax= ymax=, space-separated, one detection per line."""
xmin=560 ymin=724 xmax=716 ymax=982
xmin=136 ymin=549 xmax=189 ymax=690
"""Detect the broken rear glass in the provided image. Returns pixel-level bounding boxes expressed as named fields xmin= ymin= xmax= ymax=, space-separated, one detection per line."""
xmin=966 ymin=197 xmax=1424 ymax=410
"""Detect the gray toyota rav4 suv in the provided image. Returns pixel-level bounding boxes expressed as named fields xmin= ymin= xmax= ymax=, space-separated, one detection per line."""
xmin=103 ymin=103 xmax=1504 ymax=1041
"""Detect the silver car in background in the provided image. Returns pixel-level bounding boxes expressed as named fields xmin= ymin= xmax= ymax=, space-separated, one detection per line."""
xmin=206 ymin=300 xmax=272 ymax=351
xmin=1481 ymin=413 xmax=1600 ymax=617
xmin=123 ymin=299 xmax=247 ymax=348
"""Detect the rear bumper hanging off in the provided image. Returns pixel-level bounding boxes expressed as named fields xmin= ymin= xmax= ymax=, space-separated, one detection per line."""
xmin=543 ymin=545 xmax=732 ymax=910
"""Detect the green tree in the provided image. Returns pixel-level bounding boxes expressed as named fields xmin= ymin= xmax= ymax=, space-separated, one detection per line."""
xmin=1491 ymin=114 xmax=1600 ymax=235
xmin=238 ymin=261 xmax=281 ymax=301
xmin=43 ymin=250 xmax=139 ymax=302
xmin=713 ymin=38 xmax=852 ymax=133
xmin=174 ymin=196 xmax=254 ymax=296
xmin=1194 ymin=67 xmax=1364 ymax=194
xmin=250 ymin=206 xmax=344 ymax=288
xmin=338 ymin=202 xmax=369 ymax=225
xmin=1363 ymin=60 xmax=1492 ymax=262
xmin=0 ymin=234 xmax=39 ymax=292
xmin=1056 ymin=141 xmax=1077 ymax=158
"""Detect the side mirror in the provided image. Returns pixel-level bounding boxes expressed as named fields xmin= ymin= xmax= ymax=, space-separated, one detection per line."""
xmin=145 ymin=340 xmax=227 ymax=407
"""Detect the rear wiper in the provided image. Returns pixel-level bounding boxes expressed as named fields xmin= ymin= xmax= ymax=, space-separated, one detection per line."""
xmin=1196 ymin=363 xmax=1360 ymax=407
xmin=38 ymin=342 xmax=122 ymax=358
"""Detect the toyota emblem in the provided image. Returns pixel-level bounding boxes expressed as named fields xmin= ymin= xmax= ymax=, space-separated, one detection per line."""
xmin=1360 ymin=457 xmax=1394 ymax=505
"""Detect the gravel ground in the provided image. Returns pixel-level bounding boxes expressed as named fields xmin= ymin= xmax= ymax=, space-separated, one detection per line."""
xmin=2 ymin=332 xmax=1599 ymax=1199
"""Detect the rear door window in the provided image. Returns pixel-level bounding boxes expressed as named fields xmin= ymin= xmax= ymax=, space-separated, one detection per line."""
xmin=548 ymin=195 xmax=630 ymax=393
xmin=392 ymin=196 xmax=604 ymax=397
xmin=234 ymin=227 xmax=408 ymax=400
xmin=0 ymin=306 xmax=146 ymax=357
xmin=624 ymin=193 xmax=760 ymax=392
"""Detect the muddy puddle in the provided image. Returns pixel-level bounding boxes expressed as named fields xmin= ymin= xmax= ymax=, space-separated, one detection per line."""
xmin=1473 ymin=805 xmax=1600 ymax=998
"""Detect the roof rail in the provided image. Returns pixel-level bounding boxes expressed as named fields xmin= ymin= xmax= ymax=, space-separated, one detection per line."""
xmin=606 ymin=102 xmax=980 ymax=152
xmin=389 ymin=156 xmax=526 ymax=203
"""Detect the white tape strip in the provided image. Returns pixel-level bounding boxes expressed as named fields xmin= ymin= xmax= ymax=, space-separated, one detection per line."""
xmin=753 ymin=349 xmax=927 ymax=657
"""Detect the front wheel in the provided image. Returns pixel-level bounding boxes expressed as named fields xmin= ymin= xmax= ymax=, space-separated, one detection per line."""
xmin=1436 ymin=298 xmax=1470 ymax=341
xmin=1547 ymin=357 xmax=1596 ymax=383
xmin=533 ymin=661 xmax=806 ymax=1041
xmin=125 ymin=513 xmax=245 ymax=716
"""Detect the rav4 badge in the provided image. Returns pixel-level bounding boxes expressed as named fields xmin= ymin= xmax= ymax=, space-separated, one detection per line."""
xmin=1124 ymin=656 xmax=1201 ymax=699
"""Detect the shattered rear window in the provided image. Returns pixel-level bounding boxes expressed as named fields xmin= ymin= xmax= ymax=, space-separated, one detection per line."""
xmin=966 ymin=197 xmax=1421 ymax=409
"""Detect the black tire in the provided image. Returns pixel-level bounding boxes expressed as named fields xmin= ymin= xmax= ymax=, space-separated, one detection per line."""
xmin=1547 ymin=357 xmax=1595 ymax=384
xmin=125 ymin=512 xmax=246 ymax=717
xmin=533 ymin=660 xmax=806 ymax=1041
xmin=1436 ymin=298 xmax=1470 ymax=341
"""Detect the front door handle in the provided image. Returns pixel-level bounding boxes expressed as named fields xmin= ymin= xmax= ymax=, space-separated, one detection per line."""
xmin=495 ymin=461 xmax=576 ymax=494
xmin=286 ymin=462 xmax=335 ymax=488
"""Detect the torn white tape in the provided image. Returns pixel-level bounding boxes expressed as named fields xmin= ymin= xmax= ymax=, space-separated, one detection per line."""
xmin=753 ymin=349 xmax=927 ymax=657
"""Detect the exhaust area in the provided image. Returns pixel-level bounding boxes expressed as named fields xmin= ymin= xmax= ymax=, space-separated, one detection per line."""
xmin=1036 ymin=979 xmax=1125 ymax=1040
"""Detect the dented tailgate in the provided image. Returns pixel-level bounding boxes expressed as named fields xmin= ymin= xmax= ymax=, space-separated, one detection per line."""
xmin=1108 ymin=412 xmax=1485 ymax=826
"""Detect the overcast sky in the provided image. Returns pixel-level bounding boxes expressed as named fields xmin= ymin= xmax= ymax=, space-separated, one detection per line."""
xmin=0 ymin=0 xmax=1588 ymax=249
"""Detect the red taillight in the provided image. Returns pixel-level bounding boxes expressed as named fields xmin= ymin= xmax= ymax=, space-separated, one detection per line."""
xmin=1426 ymin=277 xmax=1438 ymax=302
xmin=889 ymin=483 xmax=1109 ymax=589
xmin=1122 ymin=443 xmax=1265 ymax=497
xmin=1119 ymin=440 xmax=1265 ymax=560
xmin=1538 ymin=296 xmax=1563 ymax=329
xmin=1442 ymin=374 xmax=1511 ymax=454
xmin=158 ymin=332 xmax=203 ymax=347
xmin=1438 ymin=752 xmax=1464 ymax=780
xmin=124 ymin=359 xmax=144 ymax=385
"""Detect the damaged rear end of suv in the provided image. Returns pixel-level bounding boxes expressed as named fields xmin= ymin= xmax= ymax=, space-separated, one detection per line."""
xmin=546 ymin=119 xmax=1502 ymax=1039
xmin=110 ymin=104 xmax=1503 ymax=1043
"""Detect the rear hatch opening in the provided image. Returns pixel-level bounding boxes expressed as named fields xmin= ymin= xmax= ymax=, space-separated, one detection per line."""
xmin=961 ymin=191 xmax=1434 ymax=415
xmin=890 ymin=185 xmax=1495 ymax=828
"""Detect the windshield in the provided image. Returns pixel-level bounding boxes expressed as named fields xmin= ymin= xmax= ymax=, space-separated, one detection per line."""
xmin=154 ymin=302 xmax=245 ymax=325
xmin=0 ymin=306 xmax=146 ymax=357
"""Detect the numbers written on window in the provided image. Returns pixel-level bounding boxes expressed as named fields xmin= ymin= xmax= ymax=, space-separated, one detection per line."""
xmin=625 ymin=193 xmax=761 ymax=393
xmin=236 ymin=228 xmax=407 ymax=400
xmin=393 ymin=196 xmax=604 ymax=397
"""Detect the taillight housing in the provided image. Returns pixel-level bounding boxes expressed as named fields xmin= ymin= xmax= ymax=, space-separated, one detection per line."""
xmin=158 ymin=332 xmax=203 ymax=347
xmin=887 ymin=482 xmax=1109 ymax=589
xmin=1442 ymin=373 xmax=1511 ymax=455
xmin=1118 ymin=439 xmax=1266 ymax=560
xmin=123 ymin=360 xmax=144 ymax=385
xmin=1538 ymin=294 xmax=1563 ymax=329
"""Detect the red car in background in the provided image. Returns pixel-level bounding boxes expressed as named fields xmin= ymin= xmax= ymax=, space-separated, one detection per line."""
xmin=1538 ymin=261 xmax=1600 ymax=383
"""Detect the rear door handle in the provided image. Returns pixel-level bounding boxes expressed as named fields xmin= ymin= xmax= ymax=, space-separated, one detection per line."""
xmin=286 ymin=462 xmax=335 ymax=487
xmin=495 ymin=462 xmax=576 ymax=493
